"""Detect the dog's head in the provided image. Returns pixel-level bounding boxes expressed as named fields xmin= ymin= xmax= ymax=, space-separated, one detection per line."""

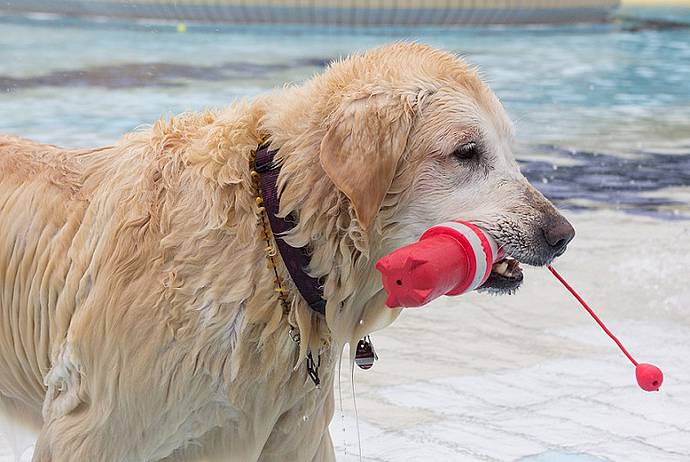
xmin=314 ymin=43 xmax=574 ymax=295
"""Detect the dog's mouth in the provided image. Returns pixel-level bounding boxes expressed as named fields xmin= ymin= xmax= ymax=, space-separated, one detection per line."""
xmin=478 ymin=256 xmax=524 ymax=295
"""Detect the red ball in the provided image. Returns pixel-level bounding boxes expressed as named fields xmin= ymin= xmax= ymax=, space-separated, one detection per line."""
xmin=635 ymin=363 xmax=663 ymax=392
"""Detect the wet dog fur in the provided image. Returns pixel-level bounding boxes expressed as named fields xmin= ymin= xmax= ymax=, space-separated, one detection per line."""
xmin=0 ymin=42 xmax=573 ymax=461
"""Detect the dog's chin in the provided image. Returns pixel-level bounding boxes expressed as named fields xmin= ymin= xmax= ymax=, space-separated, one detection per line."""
xmin=477 ymin=257 xmax=524 ymax=295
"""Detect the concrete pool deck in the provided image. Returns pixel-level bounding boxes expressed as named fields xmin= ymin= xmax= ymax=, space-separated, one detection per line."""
xmin=623 ymin=1 xmax=690 ymax=5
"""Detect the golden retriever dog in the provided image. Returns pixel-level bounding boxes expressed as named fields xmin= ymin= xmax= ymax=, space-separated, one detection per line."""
xmin=0 ymin=42 xmax=575 ymax=461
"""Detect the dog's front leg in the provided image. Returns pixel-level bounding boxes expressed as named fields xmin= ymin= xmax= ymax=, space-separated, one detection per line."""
xmin=34 ymin=342 xmax=129 ymax=462
xmin=258 ymin=384 xmax=336 ymax=462
xmin=310 ymin=430 xmax=335 ymax=462
xmin=34 ymin=363 xmax=132 ymax=462
xmin=33 ymin=410 xmax=129 ymax=462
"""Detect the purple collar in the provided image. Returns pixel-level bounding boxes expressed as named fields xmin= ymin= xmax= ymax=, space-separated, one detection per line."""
xmin=254 ymin=144 xmax=326 ymax=315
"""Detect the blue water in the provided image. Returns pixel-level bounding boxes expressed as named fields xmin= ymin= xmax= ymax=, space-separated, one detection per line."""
xmin=518 ymin=450 xmax=610 ymax=462
xmin=1 ymin=8 xmax=689 ymax=218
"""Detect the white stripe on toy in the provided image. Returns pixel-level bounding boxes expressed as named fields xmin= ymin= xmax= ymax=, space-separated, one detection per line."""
xmin=436 ymin=221 xmax=497 ymax=293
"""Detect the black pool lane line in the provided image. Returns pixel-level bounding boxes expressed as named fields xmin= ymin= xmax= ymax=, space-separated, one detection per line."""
xmin=522 ymin=145 xmax=690 ymax=220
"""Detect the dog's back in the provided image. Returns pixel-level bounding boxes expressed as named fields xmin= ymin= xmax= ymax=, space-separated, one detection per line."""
xmin=0 ymin=109 xmax=272 ymax=456
xmin=0 ymin=135 xmax=116 ymax=422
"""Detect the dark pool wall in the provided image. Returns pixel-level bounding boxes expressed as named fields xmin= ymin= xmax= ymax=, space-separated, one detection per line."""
xmin=1 ymin=0 xmax=620 ymax=26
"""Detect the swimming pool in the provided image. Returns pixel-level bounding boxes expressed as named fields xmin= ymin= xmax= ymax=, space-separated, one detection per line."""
xmin=2 ymin=8 xmax=689 ymax=220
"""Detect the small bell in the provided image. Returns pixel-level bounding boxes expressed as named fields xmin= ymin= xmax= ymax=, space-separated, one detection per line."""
xmin=355 ymin=336 xmax=378 ymax=370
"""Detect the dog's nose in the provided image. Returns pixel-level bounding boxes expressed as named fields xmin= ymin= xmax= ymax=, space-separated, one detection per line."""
xmin=543 ymin=218 xmax=575 ymax=255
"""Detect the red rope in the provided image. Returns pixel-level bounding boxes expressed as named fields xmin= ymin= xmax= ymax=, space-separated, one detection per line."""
xmin=547 ymin=265 xmax=638 ymax=367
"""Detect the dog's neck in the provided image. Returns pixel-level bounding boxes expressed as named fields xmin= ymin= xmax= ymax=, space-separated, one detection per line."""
xmin=255 ymin=91 xmax=402 ymax=352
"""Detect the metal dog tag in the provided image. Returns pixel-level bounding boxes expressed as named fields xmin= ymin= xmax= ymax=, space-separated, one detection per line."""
xmin=355 ymin=336 xmax=378 ymax=370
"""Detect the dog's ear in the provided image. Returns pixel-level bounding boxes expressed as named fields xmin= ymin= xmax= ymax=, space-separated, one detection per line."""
xmin=320 ymin=94 xmax=412 ymax=230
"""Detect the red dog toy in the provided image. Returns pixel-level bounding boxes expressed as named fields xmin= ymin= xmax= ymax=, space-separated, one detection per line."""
xmin=376 ymin=221 xmax=663 ymax=392
xmin=376 ymin=221 xmax=499 ymax=307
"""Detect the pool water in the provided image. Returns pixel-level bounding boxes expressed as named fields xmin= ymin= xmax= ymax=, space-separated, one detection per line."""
xmin=1 ymin=8 xmax=690 ymax=219
xmin=518 ymin=451 xmax=609 ymax=462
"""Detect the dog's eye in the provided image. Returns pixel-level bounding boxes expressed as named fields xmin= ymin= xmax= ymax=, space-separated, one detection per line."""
xmin=452 ymin=142 xmax=479 ymax=161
